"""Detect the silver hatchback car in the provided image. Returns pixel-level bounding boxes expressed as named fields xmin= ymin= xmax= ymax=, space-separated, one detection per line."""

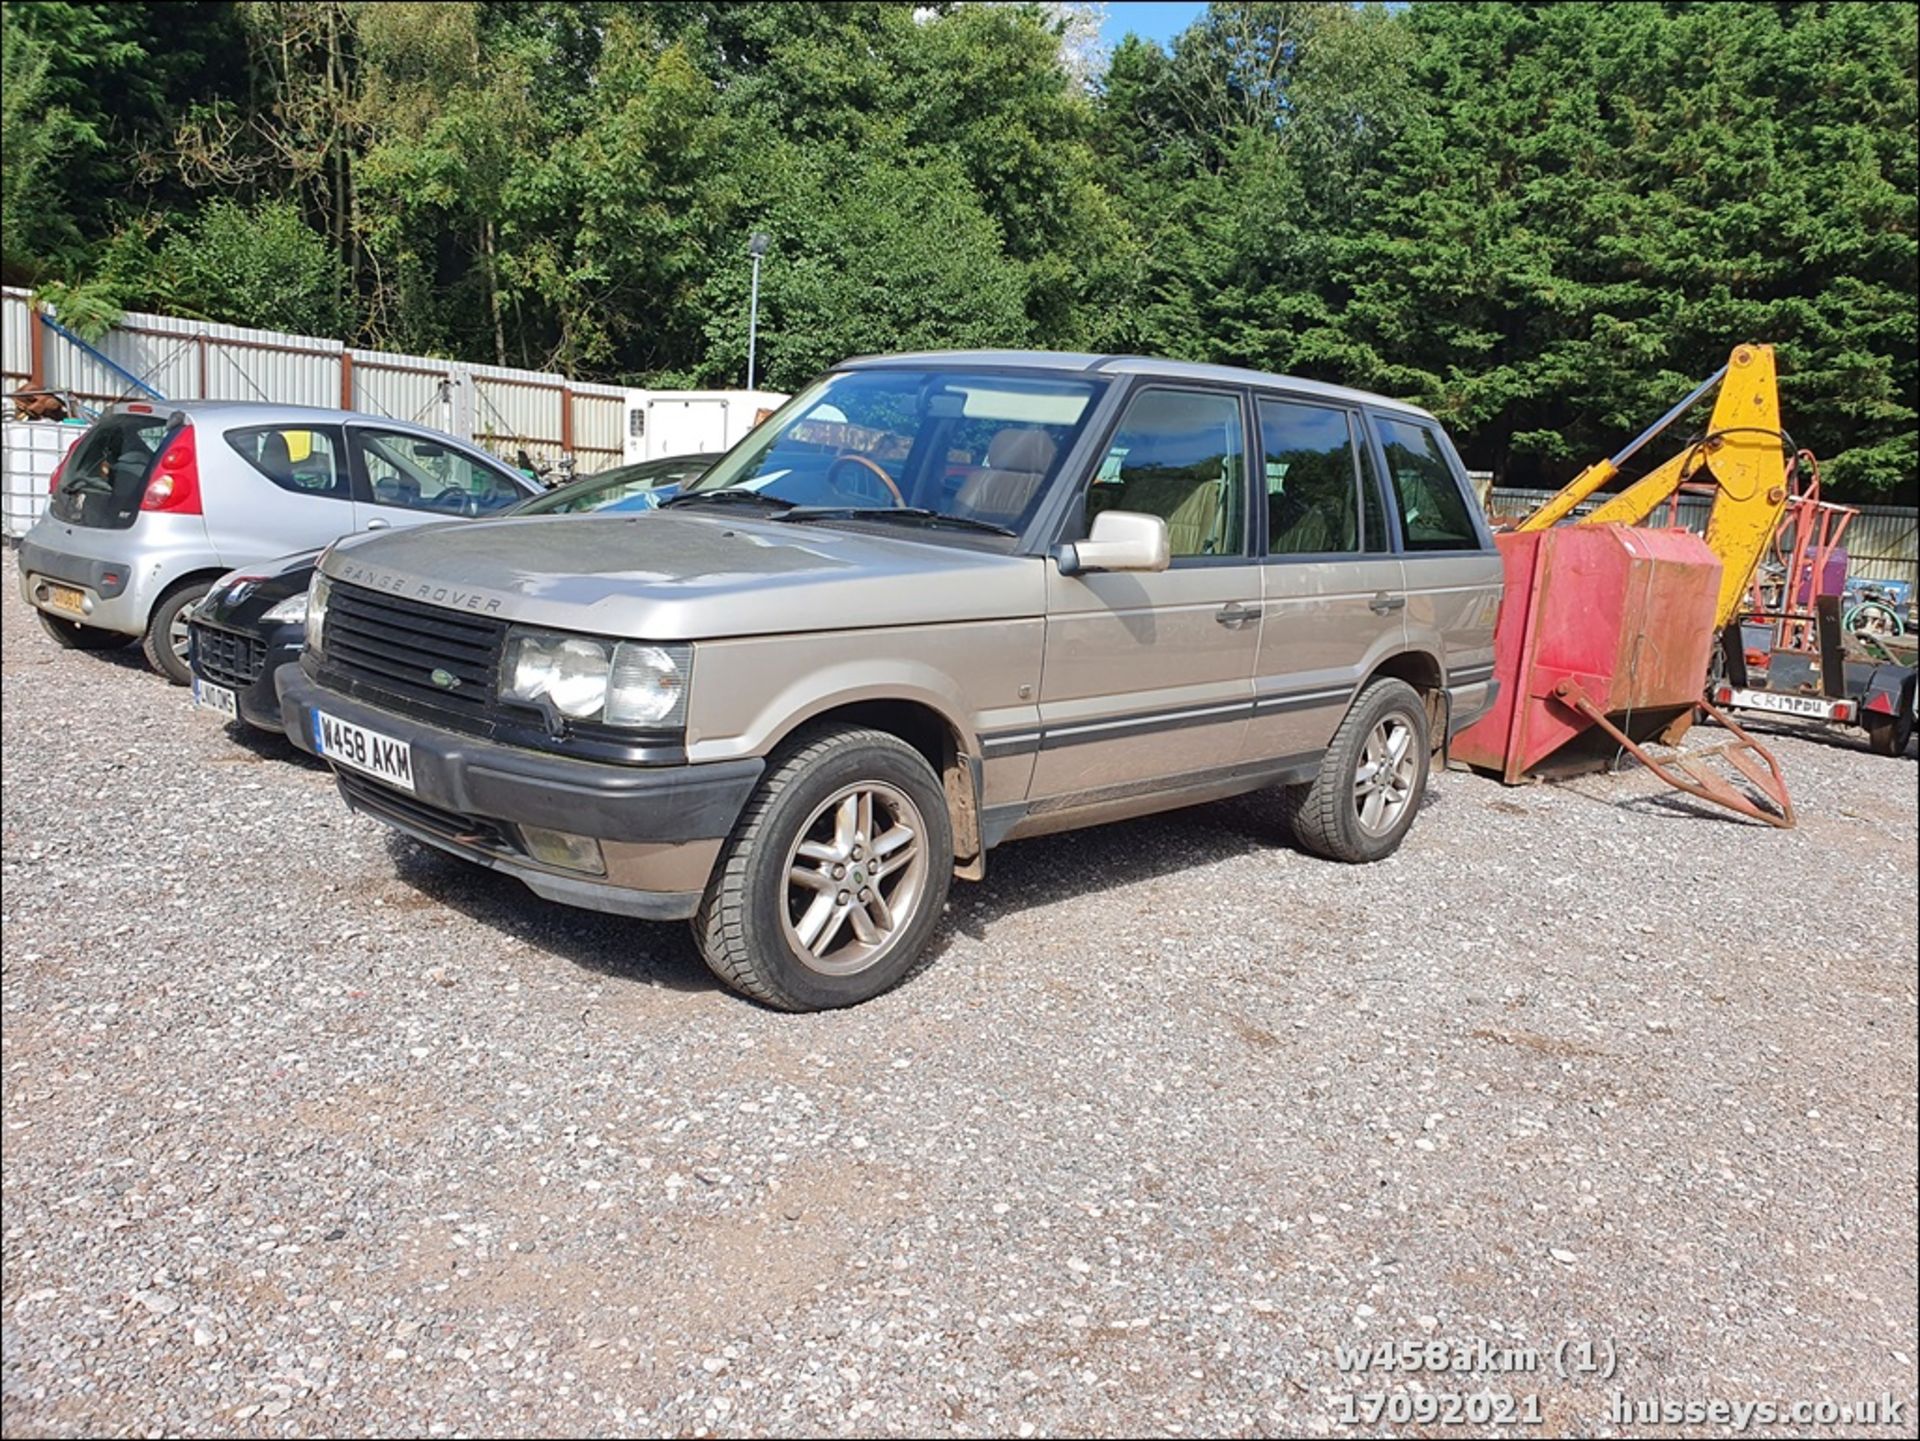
xmin=17 ymin=401 xmax=538 ymax=681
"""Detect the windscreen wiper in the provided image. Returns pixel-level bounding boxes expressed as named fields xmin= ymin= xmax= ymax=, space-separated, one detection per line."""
xmin=660 ymin=488 xmax=796 ymax=511
xmin=774 ymin=507 xmax=1016 ymax=537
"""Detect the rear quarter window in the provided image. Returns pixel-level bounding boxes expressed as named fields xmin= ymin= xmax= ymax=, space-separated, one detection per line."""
xmin=226 ymin=425 xmax=350 ymax=501
xmin=1375 ymin=414 xmax=1484 ymax=552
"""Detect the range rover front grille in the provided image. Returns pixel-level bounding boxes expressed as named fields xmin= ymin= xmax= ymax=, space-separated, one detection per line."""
xmin=192 ymin=622 xmax=268 ymax=689
xmin=313 ymin=579 xmax=689 ymax=767
xmin=324 ymin=583 xmax=506 ymax=715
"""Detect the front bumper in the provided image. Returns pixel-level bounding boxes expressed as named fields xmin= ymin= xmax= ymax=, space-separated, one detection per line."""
xmin=277 ymin=666 xmax=762 ymax=920
xmin=190 ymin=620 xmax=302 ymax=732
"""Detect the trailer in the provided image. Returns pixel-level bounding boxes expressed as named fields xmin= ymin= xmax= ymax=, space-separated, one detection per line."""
xmin=1714 ymin=487 xmax=1918 ymax=756
xmin=622 ymin=388 xmax=788 ymax=465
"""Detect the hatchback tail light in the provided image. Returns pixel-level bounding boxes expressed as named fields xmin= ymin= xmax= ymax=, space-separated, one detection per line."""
xmin=140 ymin=426 xmax=201 ymax=514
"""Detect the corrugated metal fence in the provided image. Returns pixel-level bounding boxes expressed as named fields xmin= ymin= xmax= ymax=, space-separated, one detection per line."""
xmin=1490 ymin=485 xmax=1918 ymax=591
xmin=1 ymin=286 xmax=626 ymax=473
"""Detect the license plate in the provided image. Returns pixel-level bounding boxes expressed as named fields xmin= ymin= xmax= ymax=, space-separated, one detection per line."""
xmin=312 ymin=710 xmax=415 ymax=791
xmin=1728 ymin=687 xmax=1843 ymax=720
xmin=43 ymin=583 xmax=87 ymax=617
xmin=191 ymin=677 xmax=237 ymax=721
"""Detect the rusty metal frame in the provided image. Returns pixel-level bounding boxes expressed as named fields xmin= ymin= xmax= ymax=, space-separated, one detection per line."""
xmin=1550 ymin=680 xmax=1794 ymax=828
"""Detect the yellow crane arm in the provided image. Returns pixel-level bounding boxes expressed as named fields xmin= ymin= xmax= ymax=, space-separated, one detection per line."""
xmin=1516 ymin=345 xmax=1791 ymax=627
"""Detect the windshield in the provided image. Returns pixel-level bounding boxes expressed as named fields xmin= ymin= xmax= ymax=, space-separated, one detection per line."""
xmin=680 ymin=369 xmax=1104 ymax=535
xmin=511 ymin=453 xmax=720 ymax=516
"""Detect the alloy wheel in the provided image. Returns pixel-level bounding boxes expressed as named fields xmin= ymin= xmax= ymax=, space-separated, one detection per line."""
xmin=781 ymin=782 xmax=928 ymax=976
xmin=1353 ymin=715 xmax=1418 ymax=834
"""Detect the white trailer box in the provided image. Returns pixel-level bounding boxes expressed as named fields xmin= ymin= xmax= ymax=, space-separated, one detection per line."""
xmin=3 ymin=418 xmax=89 ymax=540
xmin=623 ymin=389 xmax=788 ymax=464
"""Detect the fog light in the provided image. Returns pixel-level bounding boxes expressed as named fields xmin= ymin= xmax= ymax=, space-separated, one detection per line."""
xmin=519 ymin=824 xmax=605 ymax=875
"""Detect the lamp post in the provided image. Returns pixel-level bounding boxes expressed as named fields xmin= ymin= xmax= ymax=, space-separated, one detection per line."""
xmin=746 ymin=232 xmax=770 ymax=391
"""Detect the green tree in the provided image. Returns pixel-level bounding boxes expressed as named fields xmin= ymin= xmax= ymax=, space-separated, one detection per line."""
xmin=151 ymin=198 xmax=348 ymax=335
xmin=694 ymin=140 xmax=1032 ymax=390
xmin=5 ymin=0 xmax=1913 ymax=498
xmin=1321 ymin=2 xmax=1918 ymax=496
xmin=0 ymin=2 xmax=73 ymax=277
xmin=5 ymin=1 xmax=242 ymax=270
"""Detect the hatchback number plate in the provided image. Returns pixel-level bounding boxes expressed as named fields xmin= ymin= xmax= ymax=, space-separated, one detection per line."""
xmin=43 ymin=582 xmax=87 ymax=617
xmin=192 ymin=677 xmax=238 ymax=721
xmin=313 ymin=710 xmax=415 ymax=791
xmin=1727 ymin=687 xmax=1843 ymax=720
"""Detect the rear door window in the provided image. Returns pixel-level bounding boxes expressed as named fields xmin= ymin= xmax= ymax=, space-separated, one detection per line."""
xmin=48 ymin=413 xmax=170 ymax=529
xmin=351 ymin=427 xmax=527 ymax=517
xmin=1257 ymin=397 xmax=1360 ymax=556
xmin=1374 ymin=414 xmax=1482 ymax=552
xmin=226 ymin=425 xmax=349 ymax=501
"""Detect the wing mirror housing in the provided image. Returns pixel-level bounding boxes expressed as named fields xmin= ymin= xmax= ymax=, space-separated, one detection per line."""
xmin=1054 ymin=510 xmax=1171 ymax=576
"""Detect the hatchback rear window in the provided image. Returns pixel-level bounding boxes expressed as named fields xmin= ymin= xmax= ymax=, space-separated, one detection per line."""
xmin=49 ymin=414 xmax=172 ymax=529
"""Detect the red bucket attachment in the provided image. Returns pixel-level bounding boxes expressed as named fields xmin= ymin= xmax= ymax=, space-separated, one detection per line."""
xmin=1454 ymin=524 xmax=1792 ymax=825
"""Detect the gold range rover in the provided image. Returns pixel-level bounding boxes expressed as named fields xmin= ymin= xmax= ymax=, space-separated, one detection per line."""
xmin=279 ymin=352 xmax=1503 ymax=1010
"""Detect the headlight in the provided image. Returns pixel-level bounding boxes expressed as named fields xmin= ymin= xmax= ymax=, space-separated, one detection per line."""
xmin=500 ymin=630 xmax=688 ymax=729
xmin=306 ymin=573 xmax=331 ymax=654
xmin=263 ymin=594 xmax=308 ymax=625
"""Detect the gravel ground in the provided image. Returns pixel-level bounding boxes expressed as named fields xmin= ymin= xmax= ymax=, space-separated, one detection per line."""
xmin=3 ymin=546 xmax=1915 ymax=1439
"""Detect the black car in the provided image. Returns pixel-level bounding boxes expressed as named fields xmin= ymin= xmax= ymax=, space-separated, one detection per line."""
xmin=188 ymin=452 xmax=721 ymax=733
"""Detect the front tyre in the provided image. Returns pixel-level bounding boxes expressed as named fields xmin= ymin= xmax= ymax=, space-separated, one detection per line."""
xmin=1280 ymin=677 xmax=1431 ymax=863
xmin=142 ymin=580 xmax=213 ymax=685
xmin=694 ymin=725 xmax=954 ymax=1010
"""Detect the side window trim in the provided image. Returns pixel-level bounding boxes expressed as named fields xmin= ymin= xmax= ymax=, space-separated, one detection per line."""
xmin=1249 ymin=389 xmax=1369 ymax=564
xmin=1358 ymin=408 xmax=1407 ymax=555
xmin=1053 ymin=380 xmax=1257 ymax=566
xmin=1354 ymin=409 xmax=1402 ymax=555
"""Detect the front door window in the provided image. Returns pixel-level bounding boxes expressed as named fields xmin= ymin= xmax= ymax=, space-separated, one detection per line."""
xmin=352 ymin=428 xmax=524 ymax=517
xmin=1086 ymin=389 xmax=1248 ymax=559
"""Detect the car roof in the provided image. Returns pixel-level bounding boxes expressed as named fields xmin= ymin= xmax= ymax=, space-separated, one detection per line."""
xmin=836 ymin=349 xmax=1435 ymax=418
xmin=108 ymin=399 xmax=475 ymax=437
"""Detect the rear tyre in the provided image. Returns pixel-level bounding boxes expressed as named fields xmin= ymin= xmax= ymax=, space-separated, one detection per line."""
xmin=693 ymin=725 xmax=953 ymax=1011
xmin=141 ymin=580 xmax=213 ymax=685
xmin=37 ymin=609 xmax=132 ymax=651
xmin=1864 ymin=708 xmax=1913 ymax=758
xmin=1281 ymin=677 xmax=1431 ymax=863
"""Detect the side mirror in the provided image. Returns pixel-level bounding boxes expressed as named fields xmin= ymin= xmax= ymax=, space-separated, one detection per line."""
xmin=1055 ymin=510 xmax=1171 ymax=576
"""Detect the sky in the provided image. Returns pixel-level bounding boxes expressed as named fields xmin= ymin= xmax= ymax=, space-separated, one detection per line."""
xmin=1098 ymin=2 xmax=1207 ymax=52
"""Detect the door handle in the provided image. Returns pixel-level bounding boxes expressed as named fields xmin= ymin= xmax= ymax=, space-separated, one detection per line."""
xmin=365 ymin=519 xmax=390 ymax=530
xmin=1369 ymin=592 xmax=1406 ymax=614
xmin=1215 ymin=602 xmax=1261 ymax=629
